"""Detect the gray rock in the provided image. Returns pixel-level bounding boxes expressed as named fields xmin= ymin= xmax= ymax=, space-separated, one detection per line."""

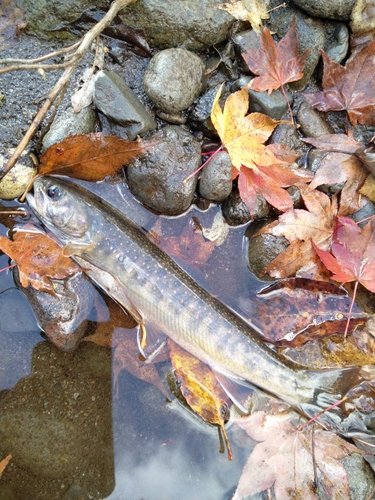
xmin=248 ymin=89 xmax=292 ymax=120
xmin=341 ymin=454 xmax=375 ymax=499
xmin=270 ymin=123 xmax=307 ymax=155
xmin=232 ymin=29 xmax=261 ymax=55
xmin=291 ymin=0 xmax=355 ymax=21
xmin=296 ymin=101 xmax=334 ymax=137
xmin=222 ymin=190 xmax=271 ymax=226
xmin=230 ymin=76 xmax=252 ymax=92
xmin=19 ymin=0 xmax=105 ymax=36
xmin=269 ymin=3 xmax=326 ymax=89
xmin=42 ymin=106 xmax=96 ymax=152
xmin=119 ymin=0 xmax=236 ymax=51
xmin=324 ymin=22 xmax=350 ymax=63
xmin=199 ymin=152 xmax=232 ymax=202
xmin=143 ymin=49 xmax=205 ymax=113
xmin=93 ymin=70 xmax=157 ymax=140
xmin=188 ymin=83 xmax=228 ymax=138
xmin=248 ymin=232 xmax=289 ymax=278
xmin=126 ymin=125 xmax=201 ymax=215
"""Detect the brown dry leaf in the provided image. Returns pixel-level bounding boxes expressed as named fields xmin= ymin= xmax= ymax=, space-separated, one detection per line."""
xmin=169 ymin=340 xmax=232 ymax=459
xmin=254 ymin=278 xmax=367 ymax=346
xmin=309 ymin=152 xmax=367 ymax=215
xmin=0 ymin=454 xmax=11 ymax=478
xmin=0 ymin=0 xmax=26 ymax=52
xmin=242 ymin=17 xmax=310 ymax=93
xmin=303 ymin=41 xmax=375 ymax=126
xmin=0 ymin=231 xmax=79 ymax=294
xmin=38 ymin=133 xmax=147 ymax=181
xmin=360 ymin=173 xmax=375 ymax=202
xmin=217 ymin=0 xmax=270 ymax=32
xmin=350 ymin=0 xmax=375 ymax=37
xmin=257 ymin=186 xmax=337 ymax=278
xmin=232 ymin=411 xmax=365 ymax=500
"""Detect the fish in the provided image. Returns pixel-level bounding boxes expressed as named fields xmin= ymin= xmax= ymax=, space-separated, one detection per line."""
xmin=27 ymin=177 xmax=374 ymax=434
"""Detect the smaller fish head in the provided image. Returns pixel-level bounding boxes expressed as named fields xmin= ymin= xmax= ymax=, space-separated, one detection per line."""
xmin=27 ymin=177 xmax=92 ymax=245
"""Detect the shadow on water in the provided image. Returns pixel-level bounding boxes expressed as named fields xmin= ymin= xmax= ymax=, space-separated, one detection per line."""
xmin=0 ymin=183 xmax=262 ymax=500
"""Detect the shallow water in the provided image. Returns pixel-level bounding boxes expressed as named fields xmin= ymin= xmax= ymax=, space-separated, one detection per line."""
xmin=0 ymin=180 xmax=265 ymax=500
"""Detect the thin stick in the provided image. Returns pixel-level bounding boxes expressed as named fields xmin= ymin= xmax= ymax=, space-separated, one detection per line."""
xmin=0 ymin=41 xmax=81 ymax=66
xmin=297 ymin=396 xmax=347 ymax=431
xmin=1 ymin=0 xmax=138 ymax=181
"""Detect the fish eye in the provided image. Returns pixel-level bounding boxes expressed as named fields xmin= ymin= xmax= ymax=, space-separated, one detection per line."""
xmin=46 ymin=185 xmax=62 ymax=200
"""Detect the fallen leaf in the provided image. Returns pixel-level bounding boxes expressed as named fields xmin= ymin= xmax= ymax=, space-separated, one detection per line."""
xmin=217 ymin=0 xmax=270 ymax=32
xmin=38 ymin=133 xmax=147 ymax=181
xmin=360 ymin=173 xmax=375 ymax=202
xmin=314 ymin=216 xmax=375 ymax=293
xmin=0 ymin=0 xmax=26 ymax=52
xmin=210 ymin=86 xmax=313 ymax=213
xmin=0 ymin=231 xmax=79 ymax=294
xmin=254 ymin=278 xmax=367 ymax=346
xmin=350 ymin=0 xmax=375 ymax=35
xmin=242 ymin=17 xmax=310 ymax=93
xmin=232 ymin=411 xmax=365 ymax=500
xmin=303 ymin=41 xmax=375 ymax=126
xmin=151 ymin=218 xmax=216 ymax=267
xmin=169 ymin=340 xmax=232 ymax=459
xmin=0 ymin=454 xmax=11 ymax=478
xmin=113 ymin=327 xmax=170 ymax=400
xmin=257 ymin=186 xmax=337 ymax=278
xmin=304 ymin=133 xmax=363 ymax=155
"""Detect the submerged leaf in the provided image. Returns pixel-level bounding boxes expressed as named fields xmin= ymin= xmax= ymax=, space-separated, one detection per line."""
xmin=169 ymin=340 xmax=232 ymax=459
xmin=233 ymin=411 xmax=364 ymax=500
xmin=254 ymin=278 xmax=367 ymax=346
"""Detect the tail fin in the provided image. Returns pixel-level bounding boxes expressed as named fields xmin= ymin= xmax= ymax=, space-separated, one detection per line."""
xmin=297 ymin=365 xmax=375 ymax=436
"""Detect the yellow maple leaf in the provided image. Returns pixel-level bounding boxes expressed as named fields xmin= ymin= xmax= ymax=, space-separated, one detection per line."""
xmin=211 ymin=84 xmax=282 ymax=171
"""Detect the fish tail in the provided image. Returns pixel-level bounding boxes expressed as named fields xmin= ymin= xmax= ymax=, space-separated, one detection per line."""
xmin=296 ymin=366 xmax=373 ymax=435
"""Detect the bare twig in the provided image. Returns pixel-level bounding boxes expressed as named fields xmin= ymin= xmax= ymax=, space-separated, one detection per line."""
xmin=0 ymin=40 xmax=80 ymax=66
xmin=1 ymin=0 xmax=138 ymax=181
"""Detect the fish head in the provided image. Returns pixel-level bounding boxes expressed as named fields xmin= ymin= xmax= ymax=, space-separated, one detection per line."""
xmin=27 ymin=177 xmax=93 ymax=246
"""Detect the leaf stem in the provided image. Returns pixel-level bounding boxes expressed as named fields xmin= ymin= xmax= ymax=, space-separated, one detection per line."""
xmin=297 ymin=396 xmax=347 ymax=431
xmin=344 ymin=280 xmax=359 ymax=338
xmin=183 ymin=145 xmax=223 ymax=184
xmin=280 ymin=84 xmax=294 ymax=127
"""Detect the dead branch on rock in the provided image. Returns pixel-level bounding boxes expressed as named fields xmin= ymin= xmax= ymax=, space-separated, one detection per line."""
xmin=0 ymin=0 xmax=138 ymax=180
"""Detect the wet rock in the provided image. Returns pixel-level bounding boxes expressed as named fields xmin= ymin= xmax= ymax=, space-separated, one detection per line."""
xmin=222 ymin=190 xmax=271 ymax=226
xmin=248 ymin=89 xmax=292 ymax=120
xmin=324 ymin=22 xmax=350 ymax=63
xmin=93 ymin=70 xmax=157 ymax=140
xmin=42 ymin=106 xmax=96 ymax=152
xmin=291 ymin=0 xmax=355 ymax=21
xmin=143 ymin=49 xmax=205 ymax=113
xmin=230 ymin=75 xmax=252 ymax=92
xmin=119 ymin=0 xmax=235 ymax=51
xmin=341 ymin=454 xmax=375 ymax=499
xmin=0 ymin=150 xmax=37 ymax=200
xmin=126 ymin=125 xmax=201 ymax=215
xmin=269 ymin=3 xmax=326 ymax=89
xmin=14 ymin=268 xmax=95 ymax=352
xmin=199 ymin=152 xmax=232 ymax=202
xmin=247 ymin=232 xmax=289 ymax=278
xmin=188 ymin=83 xmax=226 ymax=138
xmin=270 ymin=123 xmax=307 ymax=155
xmin=296 ymin=101 xmax=334 ymax=137
xmin=232 ymin=29 xmax=261 ymax=56
xmin=19 ymin=0 xmax=105 ymax=36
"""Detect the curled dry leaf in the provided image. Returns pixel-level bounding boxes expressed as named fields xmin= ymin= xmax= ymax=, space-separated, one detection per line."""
xmin=169 ymin=340 xmax=232 ymax=460
xmin=254 ymin=278 xmax=367 ymax=346
xmin=257 ymin=186 xmax=337 ymax=278
xmin=303 ymin=41 xmax=375 ymax=126
xmin=0 ymin=454 xmax=11 ymax=478
xmin=217 ymin=0 xmax=270 ymax=32
xmin=232 ymin=410 xmax=365 ymax=500
xmin=0 ymin=231 xmax=79 ymax=294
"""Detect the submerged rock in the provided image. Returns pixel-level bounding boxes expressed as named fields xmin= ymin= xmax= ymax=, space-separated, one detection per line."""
xmin=126 ymin=125 xmax=201 ymax=215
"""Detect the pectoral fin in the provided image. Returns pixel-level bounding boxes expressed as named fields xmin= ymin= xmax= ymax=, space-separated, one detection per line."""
xmin=213 ymin=370 xmax=258 ymax=414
